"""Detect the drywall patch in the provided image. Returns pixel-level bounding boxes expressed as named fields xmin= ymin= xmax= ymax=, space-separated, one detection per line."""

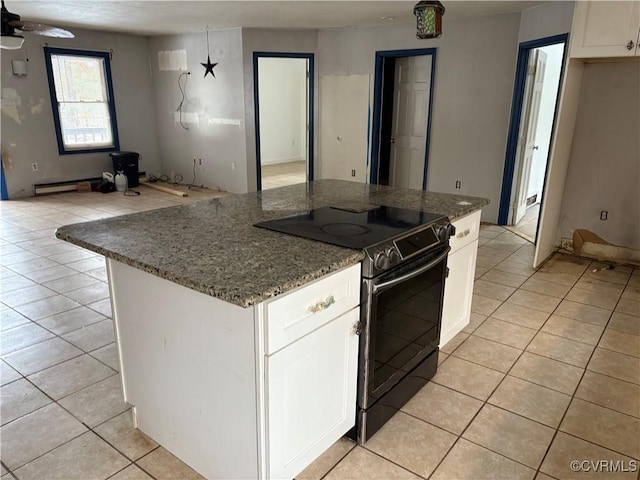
xmin=207 ymin=118 xmax=243 ymax=127
xmin=1 ymin=87 xmax=22 ymax=124
xmin=158 ymin=50 xmax=188 ymax=71
xmin=30 ymin=98 xmax=45 ymax=115
xmin=172 ymin=111 xmax=199 ymax=127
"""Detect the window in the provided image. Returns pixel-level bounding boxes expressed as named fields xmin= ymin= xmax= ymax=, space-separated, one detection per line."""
xmin=44 ymin=47 xmax=119 ymax=154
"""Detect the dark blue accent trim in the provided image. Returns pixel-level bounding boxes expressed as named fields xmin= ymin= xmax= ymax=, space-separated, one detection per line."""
xmin=423 ymin=49 xmax=437 ymax=190
xmin=1 ymin=152 xmax=8 ymax=200
xmin=44 ymin=47 xmax=120 ymax=156
xmin=253 ymin=52 xmax=315 ymax=191
xmin=498 ymin=34 xmax=569 ymax=226
xmin=369 ymin=48 xmax=437 ymax=189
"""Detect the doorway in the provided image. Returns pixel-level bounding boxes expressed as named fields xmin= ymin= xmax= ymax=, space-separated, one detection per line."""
xmin=498 ymin=34 xmax=568 ymax=242
xmin=370 ymin=49 xmax=437 ymax=190
xmin=254 ymin=53 xmax=314 ymax=191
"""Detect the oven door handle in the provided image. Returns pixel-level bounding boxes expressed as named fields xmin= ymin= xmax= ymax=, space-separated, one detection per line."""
xmin=372 ymin=246 xmax=451 ymax=294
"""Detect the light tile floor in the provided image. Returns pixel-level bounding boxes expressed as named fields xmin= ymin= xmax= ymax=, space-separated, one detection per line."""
xmin=1 ymin=191 xmax=639 ymax=480
xmin=513 ymin=203 xmax=540 ymax=241
xmin=261 ymin=160 xmax=306 ymax=190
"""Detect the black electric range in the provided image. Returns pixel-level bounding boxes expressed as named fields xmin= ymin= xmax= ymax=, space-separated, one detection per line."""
xmin=254 ymin=202 xmax=451 ymax=278
xmin=255 ymin=201 xmax=456 ymax=444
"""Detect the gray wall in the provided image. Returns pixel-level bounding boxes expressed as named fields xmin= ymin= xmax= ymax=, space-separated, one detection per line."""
xmin=518 ymin=1 xmax=574 ymax=43
xmin=317 ymin=13 xmax=522 ymax=222
xmin=558 ymin=62 xmax=640 ymax=249
xmin=241 ymin=29 xmax=319 ymax=192
xmin=0 ymin=28 xmax=160 ymax=198
xmin=148 ymin=29 xmax=247 ymax=194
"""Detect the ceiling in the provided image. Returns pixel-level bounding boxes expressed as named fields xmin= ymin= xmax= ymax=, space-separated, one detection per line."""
xmin=7 ymin=1 xmax=546 ymax=36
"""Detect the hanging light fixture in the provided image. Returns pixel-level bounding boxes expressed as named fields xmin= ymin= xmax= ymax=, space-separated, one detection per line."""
xmin=413 ymin=1 xmax=445 ymax=39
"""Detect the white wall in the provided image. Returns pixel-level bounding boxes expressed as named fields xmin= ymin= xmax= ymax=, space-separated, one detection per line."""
xmin=0 ymin=28 xmax=160 ymax=198
xmin=518 ymin=1 xmax=575 ymax=43
xmin=558 ymin=62 xmax=640 ymax=249
xmin=242 ymin=29 xmax=318 ymax=192
xmin=317 ymin=13 xmax=521 ymax=222
xmin=258 ymin=57 xmax=306 ymax=165
xmin=148 ymin=29 xmax=247 ymax=194
xmin=527 ymin=43 xmax=565 ymax=201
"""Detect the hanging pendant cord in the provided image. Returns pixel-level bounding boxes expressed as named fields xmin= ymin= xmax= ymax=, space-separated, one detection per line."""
xmin=206 ymin=26 xmax=210 ymax=57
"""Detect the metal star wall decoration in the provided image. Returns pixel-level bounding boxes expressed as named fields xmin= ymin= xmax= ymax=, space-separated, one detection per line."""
xmin=201 ymin=55 xmax=218 ymax=78
xmin=201 ymin=26 xmax=218 ymax=78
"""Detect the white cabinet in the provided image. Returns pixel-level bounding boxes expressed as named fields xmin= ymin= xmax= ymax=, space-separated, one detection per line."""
xmin=266 ymin=308 xmax=359 ymax=479
xmin=262 ymin=264 xmax=360 ymax=479
xmin=570 ymin=1 xmax=640 ymax=58
xmin=440 ymin=210 xmax=480 ymax=346
xmin=108 ymin=259 xmax=361 ymax=480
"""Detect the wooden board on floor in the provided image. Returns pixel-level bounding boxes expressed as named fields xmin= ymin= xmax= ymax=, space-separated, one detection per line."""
xmin=139 ymin=181 xmax=188 ymax=197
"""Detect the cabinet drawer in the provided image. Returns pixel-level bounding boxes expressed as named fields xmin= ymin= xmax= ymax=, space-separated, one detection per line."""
xmin=449 ymin=210 xmax=481 ymax=254
xmin=265 ymin=264 xmax=360 ymax=354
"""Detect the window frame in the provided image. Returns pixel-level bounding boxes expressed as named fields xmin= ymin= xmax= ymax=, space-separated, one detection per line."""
xmin=44 ymin=47 xmax=120 ymax=155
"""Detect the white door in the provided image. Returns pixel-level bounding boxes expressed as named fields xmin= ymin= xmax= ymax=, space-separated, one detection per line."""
xmin=511 ymin=50 xmax=547 ymax=225
xmin=266 ymin=309 xmax=359 ymax=479
xmin=389 ymin=55 xmax=432 ymax=190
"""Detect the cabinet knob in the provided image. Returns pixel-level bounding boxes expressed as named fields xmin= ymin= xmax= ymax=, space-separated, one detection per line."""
xmin=626 ymin=40 xmax=635 ymax=51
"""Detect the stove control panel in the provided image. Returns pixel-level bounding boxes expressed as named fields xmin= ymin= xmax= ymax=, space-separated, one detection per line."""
xmin=362 ymin=218 xmax=452 ymax=279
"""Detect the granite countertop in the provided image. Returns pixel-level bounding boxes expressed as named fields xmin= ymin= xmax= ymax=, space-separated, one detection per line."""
xmin=56 ymin=179 xmax=489 ymax=307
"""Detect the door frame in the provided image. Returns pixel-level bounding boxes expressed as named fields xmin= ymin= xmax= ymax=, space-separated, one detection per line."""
xmin=253 ymin=52 xmax=315 ymax=191
xmin=497 ymin=34 xmax=568 ymax=237
xmin=369 ymin=48 xmax=437 ymax=189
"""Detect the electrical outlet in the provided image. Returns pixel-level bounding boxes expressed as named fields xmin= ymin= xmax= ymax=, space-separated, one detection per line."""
xmin=600 ymin=210 xmax=608 ymax=221
xmin=31 ymin=163 xmax=38 ymax=171
xmin=231 ymin=162 xmax=236 ymax=171
xmin=198 ymin=158 xmax=202 ymax=165
xmin=351 ymin=169 xmax=356 ymax=177
xmin=455 ymin=180 xmax=462 ymax=189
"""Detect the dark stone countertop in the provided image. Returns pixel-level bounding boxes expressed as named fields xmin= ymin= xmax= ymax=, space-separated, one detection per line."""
xmin=55 ymin=180 xmax=489 ymax=307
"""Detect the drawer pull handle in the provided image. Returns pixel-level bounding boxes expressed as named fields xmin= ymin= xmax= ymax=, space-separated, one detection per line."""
xmin=308 ymin=295 xmax=335 ymax=314
xmin=456 ymin=228 xmax=471 ymax=238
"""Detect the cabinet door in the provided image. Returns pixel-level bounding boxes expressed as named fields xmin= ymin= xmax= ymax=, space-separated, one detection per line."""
xmin=571 ymin=1 xmax=640 ymax=58
xmin=266 ymin=308 xmax=359 ymax=480
xmin=440 ymin=240 xmax=478 ymax=347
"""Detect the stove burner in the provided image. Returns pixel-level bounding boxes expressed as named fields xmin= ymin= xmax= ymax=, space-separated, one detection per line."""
xmin=320 ymin=223 xmax=371 ymax=237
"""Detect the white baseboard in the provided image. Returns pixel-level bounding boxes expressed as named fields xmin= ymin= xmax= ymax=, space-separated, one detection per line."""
xmin=261 ymin=156 xmax=305 ymax=166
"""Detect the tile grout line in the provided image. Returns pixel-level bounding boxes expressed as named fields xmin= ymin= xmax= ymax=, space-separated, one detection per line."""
xmin=423 ymin=237 xmax=546 ymax=478
xmin=431 ymin=242 xmax=631 ymax=478
xmin=529 ymin=259 xmax=636 ymax=476
xmin=2 ymin=190 xmax=224 ymax=479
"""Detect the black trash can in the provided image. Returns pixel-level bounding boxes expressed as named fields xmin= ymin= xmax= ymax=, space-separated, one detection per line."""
xmin=110 ymin=151 xmax=140 ymax=188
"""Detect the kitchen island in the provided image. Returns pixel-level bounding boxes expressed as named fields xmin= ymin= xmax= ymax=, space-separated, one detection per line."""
xmin=56 ymin=180 xmax=488 ymax=479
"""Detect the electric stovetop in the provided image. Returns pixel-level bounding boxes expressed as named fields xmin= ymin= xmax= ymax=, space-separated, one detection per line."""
xmin=254 ymin=203 xmax=445 ymax=249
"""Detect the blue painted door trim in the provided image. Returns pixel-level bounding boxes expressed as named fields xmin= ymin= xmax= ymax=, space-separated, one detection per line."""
xmin=497 ymin=34 xmax=569 ymax=231
xmin=370 ymin=48 xmax=437 ymax=190
xmin=253 ymin=52 xmax=315 ymax=191
xmin=1 ymin=152 xmax=8 ymax=200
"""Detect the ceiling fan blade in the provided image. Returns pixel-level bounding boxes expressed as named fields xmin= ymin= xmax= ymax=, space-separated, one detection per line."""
xmin=9 ymin=20 xmax=74 ymax=38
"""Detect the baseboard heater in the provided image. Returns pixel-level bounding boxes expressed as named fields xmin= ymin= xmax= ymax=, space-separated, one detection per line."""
xmin=34 ymin=172 xmax=146 ymax=196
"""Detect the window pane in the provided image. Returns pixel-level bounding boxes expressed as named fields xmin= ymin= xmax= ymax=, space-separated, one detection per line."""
xmin=51 ymin=55 xmax=107 ymax=103
xmin=59 ymin=102 xmax=113 ymax=148
xmin=46 ymin=48 xmax=119 ymax=153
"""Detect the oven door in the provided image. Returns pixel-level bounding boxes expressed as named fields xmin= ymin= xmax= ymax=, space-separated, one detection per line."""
xmin=359 ymin=245 xmax=450 ymax=409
